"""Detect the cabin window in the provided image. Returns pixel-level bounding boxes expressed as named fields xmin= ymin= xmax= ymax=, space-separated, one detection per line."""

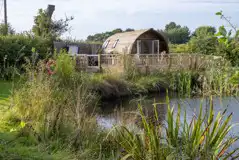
xmin=103 ymin=40 xmax=110 ymax=48
xmin=112 ymin=39 xmax=119 ymax=48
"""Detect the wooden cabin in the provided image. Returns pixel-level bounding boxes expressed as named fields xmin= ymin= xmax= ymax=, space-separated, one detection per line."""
xmin=53 ymin=41 xmax=102 ymax=56
xmin=102 ymin=28 xmax=169 ymax=54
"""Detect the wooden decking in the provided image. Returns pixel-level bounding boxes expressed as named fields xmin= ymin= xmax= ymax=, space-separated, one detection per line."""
xmin=74 ymin=53 xmax=226 ymax=73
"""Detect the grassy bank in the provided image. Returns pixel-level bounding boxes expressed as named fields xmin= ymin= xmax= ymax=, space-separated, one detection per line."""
xmin=0 ymin=81 xmax=76 ymax=159
xmin=90 ymin=68 xmax=238 ymax=99
xmin=0 ymin=53 xmax=238 ymax=159
xmin=0 ymin=54 xmax=116 ymax=159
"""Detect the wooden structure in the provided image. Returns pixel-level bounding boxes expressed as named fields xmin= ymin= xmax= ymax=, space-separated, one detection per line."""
xmin=102 ymin=28 xmax=169 ymax=54
xmin=75 ymin=53 xmax=225 ymax=73
xmin=54 ymin=41 xmax=102 ymax=56
xmin=65 ymin=29 xmax=224 ymax=73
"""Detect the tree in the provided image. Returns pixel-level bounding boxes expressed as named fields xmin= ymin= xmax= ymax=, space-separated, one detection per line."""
xmin=164 ymin=22 xmax=190 ymax=44
xmin=189 ymin=26 xmax=217 ymax=55
xmin=193 ymin=26 xmax=216 ymax=37
xmin=32 ymin=8 xmax=73 ymax=40
xmin=0 ymin=23 xmax=15 ymax=35
xmin=165 ymin=22 xmax=180 ymax=31
xmin=215 ymin=11 xmax=239 ymax=66
xmin=125 ymin=28 xmax=135 ymax=32
xmin=86 ymin=28 xmax=135 ymax=42
xmin=112 ymin=28 xmax=123 ymax=34
xmin=189 ymin=36 xmax=218 ymax=55
xmin=189 ymin=26 xmax=218 ymax=55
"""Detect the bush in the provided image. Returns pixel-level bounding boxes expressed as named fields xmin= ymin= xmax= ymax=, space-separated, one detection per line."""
xmin=169 ymin=43 xmax=192 ymax=53
xmin=0 ymin=35 xmax=51 ymax=79
xmin=189 ymin=36 xmax=218 ymax=55
xmin=55 ymin=51 xmax=76 ymax=80
xmin=217 ymin=40 xmax=239 ymax=67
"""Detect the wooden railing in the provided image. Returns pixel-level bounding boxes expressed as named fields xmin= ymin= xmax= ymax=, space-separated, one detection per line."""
xmin=133 ymin=53 xmax=225 ymax=69
xmin=101 ymin=54 xmax=121 ymax=66
xmin=74 ymin=53 xmax=226 ymax=71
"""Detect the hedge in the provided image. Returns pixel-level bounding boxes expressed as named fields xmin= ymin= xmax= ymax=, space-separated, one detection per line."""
xmin=0 ymin=35 xmax=51 ymax=79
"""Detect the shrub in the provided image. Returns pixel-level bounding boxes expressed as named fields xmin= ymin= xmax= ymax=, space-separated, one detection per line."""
xmin=169 ymin=43 xmax=192 ymax=53
xmin=0 ymin=35 xmax=51 ymax=79
xmin=54 ymin=51 xmax=76 ymax=80
xmin=189 ymin=36 xmax=218 ymax=55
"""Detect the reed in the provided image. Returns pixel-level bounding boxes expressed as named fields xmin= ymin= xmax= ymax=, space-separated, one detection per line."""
xmin=110 ymin=96 xmax=239 ymax=160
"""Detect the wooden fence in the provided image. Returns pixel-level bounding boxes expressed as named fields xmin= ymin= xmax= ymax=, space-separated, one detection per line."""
xmin=75 ymin=53 xmax=226 ymax=72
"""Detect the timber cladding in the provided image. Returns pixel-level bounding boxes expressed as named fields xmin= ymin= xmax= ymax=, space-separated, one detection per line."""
xmin=103 ymin=28 xmax=169 ymax=54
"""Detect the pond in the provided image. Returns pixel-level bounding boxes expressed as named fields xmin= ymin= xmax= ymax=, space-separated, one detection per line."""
xmin=97 ymin=93 xmax=239 ymax=148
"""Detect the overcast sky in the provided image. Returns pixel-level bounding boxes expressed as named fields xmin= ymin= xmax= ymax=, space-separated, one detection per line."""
xmin=0 ymin=0 xmax=238 ymax=39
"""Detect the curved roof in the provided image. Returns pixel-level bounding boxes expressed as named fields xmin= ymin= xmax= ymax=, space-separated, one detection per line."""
xmin=103 ymin=28 xmax=169 ymax=54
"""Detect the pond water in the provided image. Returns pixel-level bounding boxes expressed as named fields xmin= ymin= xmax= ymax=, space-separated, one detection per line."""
xmin=97 ymin=93 xmax=239 ymax=148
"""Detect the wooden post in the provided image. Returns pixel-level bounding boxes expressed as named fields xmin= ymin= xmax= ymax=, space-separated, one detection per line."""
xmin=145 ymin=55 xmax=150 ymax=75
xmin=4 ymin=0 xmax=8 ymax=35
xmin=98 ymin=53 xmax=102 ymax=72
xmin=168 ymin=55 xmax=172 ymax=70
xmin=189 ymin=55 xmax=192 ymax=70
xmin=194 ymin=55 xmax=198 ymax=70
xmin=152 ymin=40 xmax=154 ymax=54
xmin=112 ymin=55 xmax=115 ymax=65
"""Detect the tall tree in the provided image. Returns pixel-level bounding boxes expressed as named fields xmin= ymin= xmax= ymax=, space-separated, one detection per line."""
xmin=164 ymin=22 xmax=190 ymax=44
xmin=165 ymin=22 xmax=180 ymax=31
xmin=32 ymin=8 xmax=73 ymax=40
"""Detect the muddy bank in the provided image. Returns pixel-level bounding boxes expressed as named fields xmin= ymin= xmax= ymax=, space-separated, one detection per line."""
xmin=91 ymin=78 xmax=168 ymax=100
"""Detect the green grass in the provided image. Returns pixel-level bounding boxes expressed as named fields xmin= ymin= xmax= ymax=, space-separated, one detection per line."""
xmin=0 ymin=80 xmax=12 ymax=118
xmin=0 ymin=132 xmax=78 ymax=160
xmin=0 ymin=82 xmax=78 ymax=160
xmin=0 ymin=80 xmax=77 ymax=160
xmin=0 ymin=80 xmax=12 ymax=98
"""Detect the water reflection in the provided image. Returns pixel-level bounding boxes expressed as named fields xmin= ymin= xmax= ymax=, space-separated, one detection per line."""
xmin=98 ymin=95 xmax=239 ymax=149
xmin=98 ymin=95 xmax=239 ymax=130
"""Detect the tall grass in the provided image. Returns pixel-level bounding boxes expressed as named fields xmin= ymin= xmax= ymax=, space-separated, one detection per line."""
xmin=110 ymin=97 xmax=239 ymax=160
xmin=1 ymin=52 xmax=116 ymax=159
xmin=202 ymin=67 xmax=239 ymax=96
xmin=165 ymin=67 xmax=238 ymax=97
xmin=122 ymin=53 xmax=140 ymax=81
xmin=168 ymin=71 xmax=194 ymax=97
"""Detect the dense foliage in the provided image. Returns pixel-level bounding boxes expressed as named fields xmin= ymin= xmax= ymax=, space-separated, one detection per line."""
xmin=0 ymin=23 xmax=15 ymax=36
xmin=164 ymin=22 xmax=191 ymax=44
xmin=0 ymin=35 xmax=51 ymax=79
xmin=214 ymin=11 xmax=239 ymax=66
xmin=87 ymin=28 xmax=135 ymax=42
xmin=32 ymin=8 xmax=73 ymax=40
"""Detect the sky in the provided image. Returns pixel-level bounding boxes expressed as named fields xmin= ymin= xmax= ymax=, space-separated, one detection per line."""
xmin=0 ymin=0 xmax=239 ymax=39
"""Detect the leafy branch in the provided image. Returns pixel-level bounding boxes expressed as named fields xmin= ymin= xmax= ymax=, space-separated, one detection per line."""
xmin=216 ymin=11 xmax=239 ymax=41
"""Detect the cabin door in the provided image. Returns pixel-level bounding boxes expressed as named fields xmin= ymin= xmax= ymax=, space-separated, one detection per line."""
xmin=152 ymin=40 xmax=159 ymax=54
